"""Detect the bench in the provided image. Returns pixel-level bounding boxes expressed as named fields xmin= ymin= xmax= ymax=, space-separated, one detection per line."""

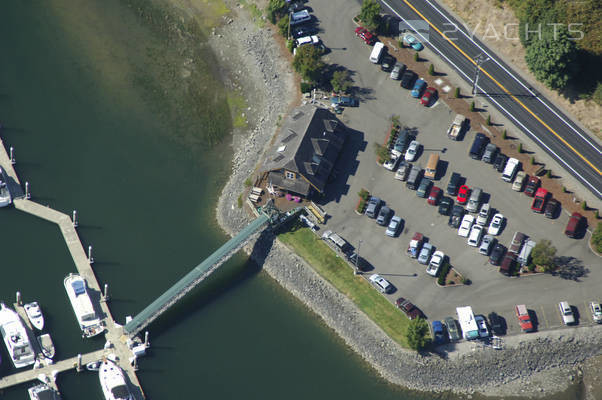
xmin=251 ymin=187 xmax=263 ymax=196
xmin=248 ymin=194 xmax=260 ymax=203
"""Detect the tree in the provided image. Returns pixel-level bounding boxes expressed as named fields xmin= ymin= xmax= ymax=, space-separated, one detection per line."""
xmin=358 ymin=0 xmax=381 ymax=32
xmin=531 ymin=240 xmax=557 ymax=270
xmin=266 ymin=0 xmax=287 ymax=23
xmin=374 ymin=143 xmax=391 ymax=163
xmin=428 ymin=64 xmax=435 ymax=75
xmin=454 ymin=87 xmax=460 ymax=98
xmin=292 ymin=45 xmax=325 ymax=83
xmin=277 ymin=14 xmax=289 ymax=37
xmin=592 ymin=222 xmax=602 ymax=253
xmin=406 ymin=318 xmax=430 ymax=351
xmin=331 ymin=70 xmax=352 ymax=94
xmin=525 ymin=28 xmax=577 ymax=90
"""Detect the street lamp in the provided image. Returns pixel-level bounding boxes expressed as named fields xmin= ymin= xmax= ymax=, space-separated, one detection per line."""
xmin=472 ymin=53 xmax=490 ymax=95
xmin=355 ymin=239 xmax=363 ymax=275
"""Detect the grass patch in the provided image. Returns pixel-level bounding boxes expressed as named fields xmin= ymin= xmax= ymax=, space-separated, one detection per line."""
xmin=239 ymin=0 xmax=265 ymax=28
xmin=226 ymin=91 xmax=249 ymax=128
xmin=279 ymin=227 xmax=410 ymax=347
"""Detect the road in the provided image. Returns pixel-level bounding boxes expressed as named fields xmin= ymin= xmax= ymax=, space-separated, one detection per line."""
xmin=378 ymin=0 xmax=602 ymax=200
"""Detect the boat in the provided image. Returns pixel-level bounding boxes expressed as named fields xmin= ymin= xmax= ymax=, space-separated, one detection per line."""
xmin=28 ymin=382 xmax=62 ymax=400
xmin=64 ymin=273 xmax=104 ymax=338
xmin=0 ymin=167 xmax=12 ymax=207
xmin=37 ymin=333 xmax=55 ymax=359
xmin=99 ymin=358 xmax=135 ymax=400
xmin=86 ymin=360 xmax=102 ymax=371
xmin=24 ymin=302 xmax=44 ymax=331
xmin=0 ymin=303 xmax=36 ymax=368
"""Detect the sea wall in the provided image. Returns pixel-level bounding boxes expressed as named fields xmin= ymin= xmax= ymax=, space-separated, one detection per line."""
xmin=209 ymin=1 xmax=601 ymax=398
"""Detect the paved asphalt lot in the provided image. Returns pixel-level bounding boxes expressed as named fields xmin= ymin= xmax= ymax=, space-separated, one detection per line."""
xmin=306 ymin=0 xmax=602 ymax=332
xmin=378 ymin=0 xmax=602 ymax=200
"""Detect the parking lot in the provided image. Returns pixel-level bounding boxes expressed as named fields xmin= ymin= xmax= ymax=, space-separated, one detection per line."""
xmin=307 ymin=0 xmax=602 ymax=333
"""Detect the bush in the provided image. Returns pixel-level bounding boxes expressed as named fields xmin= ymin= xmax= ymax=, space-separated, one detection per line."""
xmin=286 ymin=39 xmax=294 ymax=53
xmin=454 ymin=87 xmax=460 ymax=98
xmin=357 ymin=198 xmax=366 ymax=213
xmin=428 ymin=64 xmax=434 ymax=75
xmin=244 ymin=177 xmax=253 ymax=187
xmin=582 ymin=200 xmax=587 ymax=210
xmin=374 ymin=142 xmax=391 ymax=163
xmin=300 ymin=81 xmax=314 ymax=93
xmin=518 ymin=143 xmax=523 ymax=153
xmin=530 ymin=156 xmax=535 ymax=165
xmin=470 ymin=101 xmax=475 ymax=112
xmin=486 ymin=115 xmax=491 ymax=125
xmin=592 ymin=222 xmax=602 ymax=253
xmin=527 ymin=263 xmax=536 ymax=272
xmin=266 ymin=0 xmax=287 ymax=23
xmin=277 ymin=14 xmax=289 ymax=37
xmin=562 ymin=186 xmax=567 ymax=193
xmin=414 ymin=52 xmax=419 ymax=62
xmin=593 ymin=82 xmax=602 ymax=106
xmin=405 ymin=318 xmax=430 ymax=351
xmin=502 ymin=129 xmax=507 ymax=139
xmin=437 ymin=262 xmax=450 ymax=286
xmin=358 ymin=188 xmax=370 ymax=201
xmin=237 ymin=194 xmax=243 ymax=208
xmin=546 ymin=169 xmax=552 ymax=178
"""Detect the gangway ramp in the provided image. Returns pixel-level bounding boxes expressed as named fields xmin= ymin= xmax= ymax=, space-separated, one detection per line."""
xmin=124 ymin=214 xmax=269 ymax=336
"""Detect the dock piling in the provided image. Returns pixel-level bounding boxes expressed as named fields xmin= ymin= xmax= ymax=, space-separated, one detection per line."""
xmin=9 ymin=146 xmax=15 ymax=165
xmin=25 ymin=181 xmax=31 ymax=199
xmin=144 ymin=331 xmax=149 ymax=348
xmin=103 ymin=283 xmax=110 ymax=302
xmin=72 ymin=210 xmax=78 ymax=227
xmin=88 ymin=245 xmax=94 ymax=264
xmin=76 ymin=354 xmax=82 ymax=372
xmin=16 ymin=291 xmax=21 ymax=306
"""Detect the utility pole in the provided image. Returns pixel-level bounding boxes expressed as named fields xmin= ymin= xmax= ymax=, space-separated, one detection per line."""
xmin=472 ymin=53 xmax=490 ymax=95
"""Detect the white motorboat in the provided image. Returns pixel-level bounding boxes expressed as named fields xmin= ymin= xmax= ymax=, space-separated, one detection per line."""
xmin=28 ymin=382 xmax=62 ymax=400
xmin=0 ymin=167 xmax=12 ymax=208
xmin=37 ymin=333 xmax=55 ymax=359
xmin=0 ymin=303 xmax=36 ymax=368
xmin=24 ymin=302 xmax=44 ymax=331
xmin=86 ymin=360 xmax=102 ymax=371
xmin=99 ymin=358 xmax=135 ymax=400
xmin=64 ymin=273 xmax=104 ymax=338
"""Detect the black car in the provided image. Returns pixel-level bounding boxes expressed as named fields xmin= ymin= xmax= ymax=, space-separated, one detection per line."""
xmin=346 ymin=252 xmax=371 ymax=271
xmin=416 ymin=177 xmax=433 ymax=198
xmin=438 ymin=196 xmax=453 ymax=215
xmin=489 ymin=243 xmax=506 ymax=266
xmin=448 ymin=205 xmax=465 ymax=228
xmin=446 ymin=172 xmax=461 ymax=195
xmin=493 ymin=153 xmax=508 ymax=172
xmin=544 ymin=198 xmax=559 ymax=219
xmin=488 ymin=312 xmax=505 ymax=335
xmin=292 ymin=26 xmax=317 ymax=39
xmin=381 ymin=54 xmax=396 ymax=72
xmin=400 ymin=70 xmax=416 ymax=89
xmin=469 ymin=133 xmax=489 ymax=160
xmin=376 ymin=205 xmax=392 ymax=226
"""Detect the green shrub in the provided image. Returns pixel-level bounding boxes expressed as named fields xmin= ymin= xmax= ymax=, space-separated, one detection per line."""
xmin=374 ymin=143 xmax=391 ymax=163
xmin=531 ymin=240 xmax=556 ymax=270
xmin=454 ymin=87 xmax=460 ymax=98
xmin=437 ymin=262 xmax=450 ymax=286
xmin=486 ymin=115 xmax=491 ymax=125
xmin=593 ymin=82 xmax=602 ymax=106
xmin=428 ymin=64 xmax=434 ymax=75
xmin=357 ymin=198 xmax=366 ymax=212
xmin=277 ymin=14 xmax=289 ymax=37
xmin=358 ymin=189 xmax=370 ymax=201
xmin=237 ymin=194 xmax=243 ymax=208
xmin=300 ymin=81 xmax=313 ymax=93
xmin=581 ymin=200 xmax=587 ymax=210
xmin=470 ymin=101 xmax=475 ymax=112
xmin=546 ymin=169 xmax=552 ymax=178
xmin=286 ymin=39 xmax=294 ymax=53
xmin=562 ymin=186 xmax=567 ymax=193
xmin=414 ymin=52 xmax=419 ymax=62
xmin=530 ymin=156 xmax=535 ymax=165
xmin=518 ymin=143 xmax=523 ymax=153
xmin=405 ymin=318 xmax=430 ymax=351
xmin=592 ymin=222 xmax=602 ymax=253
xmin=244 ymin=177 xmax=253 ymax=187
xmin=502 ymin=129 xmax=507 ymax=139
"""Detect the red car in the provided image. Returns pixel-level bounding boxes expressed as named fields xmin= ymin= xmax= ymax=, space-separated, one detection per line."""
xmin=524 ymin=176 xmax=540 ymax=197
xmin=427 ymin=186 xmax=442 ymax=205
xmin=457 ymin=185 xmax=470 ymax=204
xmin=420 ymin=87 xmax=437 ymax=106
xmin=354 ymin=26 xmax=375 ymax=45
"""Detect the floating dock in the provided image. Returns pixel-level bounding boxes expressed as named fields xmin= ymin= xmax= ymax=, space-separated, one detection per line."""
xmin=0 ymin=138 xmax=146 ymax=399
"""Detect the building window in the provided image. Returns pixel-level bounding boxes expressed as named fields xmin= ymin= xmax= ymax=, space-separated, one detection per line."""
xmin=285 ymin=171 xmax=295 ymax=180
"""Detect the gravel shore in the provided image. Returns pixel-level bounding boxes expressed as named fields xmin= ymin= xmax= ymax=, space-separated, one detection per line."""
xmin=210 ymin=2 xmax=601 ymax=398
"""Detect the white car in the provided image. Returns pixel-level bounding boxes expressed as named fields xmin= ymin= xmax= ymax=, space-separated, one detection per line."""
xmin=457 ymin=214 xmax=474 ymax=237
xmin=383 ymin=155 xmax=400 ymax=171
xmin=488 ymin=213 xmax=504 ymax=236
xmin=405 ymin=140 xmax=420 ymax=161
xmin=467 ymin=225 xmax=484 ymax=247
xmin=589 ymin=302 xmax=602 ymax=323
xmin=558 ymin=301 xmax=575 ymax=325
xmin=476 ymin=203 xmax=491 ymax=226
xmin=426 ymin=251 xmax=444 ymax=276
xmin=512 ymin=171 xmax=526 ymax=191
xmin=369 ymin=274 xmax=393 ymax=294
xmin=475 ymin=315 xmax=489 ymax=338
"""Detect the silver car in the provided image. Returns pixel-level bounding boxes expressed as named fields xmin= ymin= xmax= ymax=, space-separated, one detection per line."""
xmin=386 ymin=215 xmax=403 ymax=237
xmin=558 ymin=301 xmax=575 ymax=325
xmin=390 ymin=63 xmax=405 ymax=80
xmin=479 ymin=235 xmax=494 ymax=255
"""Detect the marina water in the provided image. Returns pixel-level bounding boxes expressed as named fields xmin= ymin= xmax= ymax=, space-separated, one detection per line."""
xmin=0 ymin=1 xmax=582 ymax=399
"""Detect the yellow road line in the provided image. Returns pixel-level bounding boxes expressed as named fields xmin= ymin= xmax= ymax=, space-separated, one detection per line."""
xmin=401 ymin=0 xmax=601 ymax=175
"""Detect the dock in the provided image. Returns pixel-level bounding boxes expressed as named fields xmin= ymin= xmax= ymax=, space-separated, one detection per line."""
xmin=0 ymin=138 xmax=146 ymax=398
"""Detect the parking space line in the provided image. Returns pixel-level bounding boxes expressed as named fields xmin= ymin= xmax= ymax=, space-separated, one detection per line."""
xmin=539 ymin=305 xmax=550 ymax=330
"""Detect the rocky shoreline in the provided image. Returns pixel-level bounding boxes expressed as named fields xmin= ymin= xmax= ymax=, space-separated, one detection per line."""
xmin=210 ymin=2 xmax=601 ymax=398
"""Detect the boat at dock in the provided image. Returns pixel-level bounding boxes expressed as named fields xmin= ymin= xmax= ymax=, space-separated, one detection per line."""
xmin=28 ymin=382 xmax=62 ymax=400
xmin=24 ymin=302 xmax=44 ymax=331
xmin=64 ymin=273 xmax=105 ymax=338
xmin=37 ymin=333 xmax=55 ymax=359
xmin=86 ymin=359 xmax=102 ymax=371
xmin=99 ymin=358 xmax=135 ymax=400
xmin=0 ymin=167 xmax=12 ymax=207
xmin=0 ymin=303 xmax=36 ymax=368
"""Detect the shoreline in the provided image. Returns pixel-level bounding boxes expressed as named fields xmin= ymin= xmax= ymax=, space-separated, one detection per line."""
xmin=206 ymin=1 xmax=601 ymax=399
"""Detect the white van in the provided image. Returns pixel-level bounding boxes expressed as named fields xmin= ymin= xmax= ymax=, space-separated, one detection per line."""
xmin=369 ymin=42 xmax=385 ymax=64
xmin=502 ymin=157 xmax=519 ymax=182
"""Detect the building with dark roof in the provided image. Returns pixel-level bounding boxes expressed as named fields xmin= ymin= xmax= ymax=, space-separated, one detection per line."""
xmin=261 ymin=105 xmax=346 ymax=198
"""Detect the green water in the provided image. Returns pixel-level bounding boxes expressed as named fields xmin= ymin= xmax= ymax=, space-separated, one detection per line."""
xmin=0 ymin=1 xmax=583 ymax=400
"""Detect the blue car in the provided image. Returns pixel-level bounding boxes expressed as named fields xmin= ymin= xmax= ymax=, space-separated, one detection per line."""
xmin=331 ymin=96 xmax=359 ymax=107
xmin=411 ymin=79 xmax=426 ymax=98
xmin=403 ymin=33 xmax=424 ymax=51
xmin=432 ymin=320 xmax=446 ymax=344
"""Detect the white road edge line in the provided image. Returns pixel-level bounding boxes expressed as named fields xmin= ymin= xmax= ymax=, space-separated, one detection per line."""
xmin=421 ymin=0 xmax=602 ymax=154
xmin=380 ymin=0 xmax=602 ymax=198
